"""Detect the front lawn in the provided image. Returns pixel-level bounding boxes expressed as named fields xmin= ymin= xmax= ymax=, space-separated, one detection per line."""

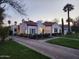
xmin=0 ymin=41 xmax=50 ymax=59
xmin=47 ymin=38 xmax=79 ymax=49
xmin=64 ymin=33 xmax=79 ymax=40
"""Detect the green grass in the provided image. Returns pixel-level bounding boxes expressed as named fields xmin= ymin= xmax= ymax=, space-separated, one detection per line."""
xmin=64 ymin=33 xmax=79 ymax=40
xmin=0 ymin=41 xmax=50 ymax=59
xmin=47 ymin=38 xmax=79 ymax=49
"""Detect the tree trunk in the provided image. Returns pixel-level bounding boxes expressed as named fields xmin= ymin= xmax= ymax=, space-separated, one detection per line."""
xmin=42 ymin=29 xmax=44 ymax=38
xmin=50 ymin=26 xmax=52 ymax=37
xmin=68 ymin=9 xmax=71 ymax=34
xmin=62 ymin=18 xmax=64 ymax=35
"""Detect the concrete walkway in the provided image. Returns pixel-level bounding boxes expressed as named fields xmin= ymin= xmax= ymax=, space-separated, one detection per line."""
xmin=38 ymin=37 xmax=60 ymax=42
xmin=13 ymin=36 xmax=79 ymax=59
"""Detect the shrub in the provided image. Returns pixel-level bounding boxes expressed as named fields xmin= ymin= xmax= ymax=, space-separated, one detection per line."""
xmin=0 ymin=27 xmax=9 ymax=42
xmin=18 ymin=33 xmax=28 ymax=37
xmin=29 ymin=34 xmax=51 ymax=39
xmin=52 ymin=33 xmax=62 ymax=36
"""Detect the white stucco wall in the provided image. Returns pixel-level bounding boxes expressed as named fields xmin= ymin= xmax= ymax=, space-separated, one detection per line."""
xmin=19 ymin=22 xmax=38 ymax=35
xmin=64 ymin=28 xmax=68 ymax=35
xmin=11 ymin=25 xmax=18 ymax=34
xmin=43 ymin=26 xmax=52 ymax=34
xmin=37 ymin=25 xmax=43 ymax=34
xmin=37 ymin=20 xmax=43 ymax=34
xmin=52 ymin=24 xmax=61 ymax=33
xmin=27 ymin=26 xmax=38 ymax=34
xmin=39 ymin=23 xmax=62 ymax=34
xmin=18 ymin=22 xmax=61 ymax=35
xmin=19 ymin=23 xmax=27 ymax=34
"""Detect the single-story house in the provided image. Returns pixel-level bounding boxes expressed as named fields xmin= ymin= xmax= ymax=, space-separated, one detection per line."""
xmin=59 ymin=24 xmax=72 ymax=35
xmin=11 ymin=20 xmax=62 ymax=35
xmin=19 ymin=20 xmax=38 ymax=35
xmin=43 ymin=22 xmax=62 ymax=34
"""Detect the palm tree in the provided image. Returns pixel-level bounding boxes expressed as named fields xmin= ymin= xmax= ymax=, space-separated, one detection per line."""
xmin=63 ymin=4 xmax=74 ymax=34
xmin=14 ymin=21 xmax=17 ymax=25
xmin=0 ymin=7 xmax=5 ymax=26
xmin=8 ymin=20 xmax=11 ymax=26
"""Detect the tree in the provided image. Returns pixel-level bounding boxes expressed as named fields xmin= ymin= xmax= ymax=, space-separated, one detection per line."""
xmin=14 ymin=21 xmax=17 ymax=25
xmin=0 ymin=0 xmax=26 ymax=15
xmin=71 ymin=16 xmax=79 ymax=33
xmin=74 ymin=16 xmax=79 ymax=26
xmin=71 ymin=26 xmax=79 ymax=33
xmin=66 ymin=17 xmax=73 ymax=23
xmin=63 ymin=4 xmax=74 ymax=34
xmin=0 ymin=7 xmax=4 ymax=26
xmin=61 ymin=18 xmax=64 ymax=35
xmin=8 ymin=20 xmax=11 ymax=26
xmin=0 ymin=27 xmax=9 ymax=42
xmin=0 ymin=7 xmax=12 ymax=42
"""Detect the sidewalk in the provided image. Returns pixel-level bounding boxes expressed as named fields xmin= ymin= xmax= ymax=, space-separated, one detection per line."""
xmin=13 ymin=36 xmax=79 ymax=59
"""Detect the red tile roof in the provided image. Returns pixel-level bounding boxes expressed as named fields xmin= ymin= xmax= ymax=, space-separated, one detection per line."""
xmin=43 ymin=22 xmax=56 ymax=26
xmin=24 ymin=21 xmax=37 ymax=26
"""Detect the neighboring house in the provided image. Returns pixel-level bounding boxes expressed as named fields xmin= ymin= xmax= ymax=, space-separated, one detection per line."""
xmin=19 ymin=20 xmax=38 ymax=35
xmin=11 ymin=25 xmax=18 ymax=35
xmin=59 ymin=24 xmax=68 ymax=35
xmin=64 ymin=25 xmax=72 ymax=35
xmin=43 ymin=22 xmax=62 ymax=34
xmin=64 ymin=25 xmax=68 ymax=35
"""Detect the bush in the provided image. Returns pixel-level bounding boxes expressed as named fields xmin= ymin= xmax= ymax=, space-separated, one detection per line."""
xmin=18 ymin=33 xmax=28 ymax=37
xmin=29 ymin=34 xmax=51 ymax=39
xmin=9 ymin=30 xmax=13 ymax=36
xmin=18 ymin=33 xmax=62 ymax=39
xmin=71 ymin=26 xmax=79 ymax=33
xmin=52 ymin=33 xmax=62 ymax=36
xmin=67 ymin=32 xmax=72 ymax=35
xmin=0 ymin=27 xmax=9 ymax=42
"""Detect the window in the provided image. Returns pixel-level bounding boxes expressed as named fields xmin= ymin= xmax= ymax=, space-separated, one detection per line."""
xmin=59 ymin=29 xmax=61 ymax=33
xmin=30 ymin=29 xmax=36 ymax=35
xmin=14 ymin=28 xmax=17 ymax=32
xmin=54 ymin=28 xmax=58 ymax=33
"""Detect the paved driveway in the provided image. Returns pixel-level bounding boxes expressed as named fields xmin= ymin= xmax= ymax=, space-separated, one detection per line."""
xmin=13 ymin=36 xmax=79 ymax=59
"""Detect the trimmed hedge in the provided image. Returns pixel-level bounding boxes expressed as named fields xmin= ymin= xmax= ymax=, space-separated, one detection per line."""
xmin=18 ymin=33 xmax=28 ymax=37
xmin=52 ymin=33 xmax=62 ymax=36
xmin=18 ymin=33 xmax=62 ymax=39
xmin=28 ymin=34 xmax=50 ymax=39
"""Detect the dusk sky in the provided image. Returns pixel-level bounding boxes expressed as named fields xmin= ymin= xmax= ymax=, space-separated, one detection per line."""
xmin=3 ymin=0 xmax=79 ymax=25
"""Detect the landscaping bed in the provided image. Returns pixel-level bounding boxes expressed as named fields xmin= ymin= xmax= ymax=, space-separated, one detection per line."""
xmin=18 ymin=33 xmax=62 ymax=39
